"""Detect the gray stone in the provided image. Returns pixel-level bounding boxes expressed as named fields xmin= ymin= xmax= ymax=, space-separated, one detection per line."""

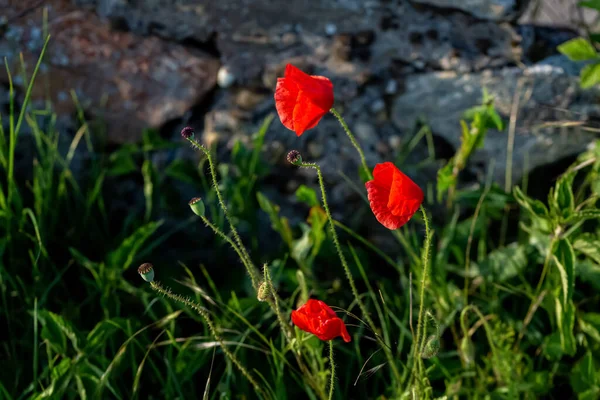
xmin=1 ymin=0 xmax=220 ymax=144
xmin=411 ymin=0 xmax=529 ymax=21
xmin=391 ymin=67 xmax=599 ymax=185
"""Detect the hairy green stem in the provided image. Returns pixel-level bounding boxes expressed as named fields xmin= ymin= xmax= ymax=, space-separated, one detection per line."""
xmin=150 ymin=281 xmax=267 ymax=399
xmin=189 ymin=138 xmax=261 ymax=288
xmin=200 ymin=215 xmax=259 ymax=291
xmin=299 ymin=161 xmax=402 ymax=385
xmin=330 ymin=108 xmax=372 ymax=180
xmin=189 ymin=139 xmax=326 ymax=398
xmin=412 ymin=206 xmax=432 ymax=379
xmin=263 ymin=264 xmax=294 ymax=339
xmin=328 ymin=341 xmax=335 ymax=400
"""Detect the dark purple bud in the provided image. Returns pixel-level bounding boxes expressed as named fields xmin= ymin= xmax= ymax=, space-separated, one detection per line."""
xmin=181 ymin=126 xmax=194 ymax=139
xmin=286 ymin=150 xmax=302 ymax=166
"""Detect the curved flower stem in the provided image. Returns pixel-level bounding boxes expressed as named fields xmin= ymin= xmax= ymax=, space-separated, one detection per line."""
xmin=330 ymin=108 xmax=372 ymax=181
xmin=299 ymin=161 xmax=402 ymax=385
xmin=188 ymin=137 xmax=261 ymax=289
xmin=328 ymin=341 xmax=335 ymax=400
xmin=188 ymin=139 xmax=324 ymax=398
xmin=200 ymin=215 xmax=259 ymax=291
xmin=411 ymin=206 xmax=432 ymax=381
xmin=150 ymin=281 xmax=268 ymax=399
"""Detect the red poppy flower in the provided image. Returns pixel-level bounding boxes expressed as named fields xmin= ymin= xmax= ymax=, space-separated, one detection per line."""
xmin=365 ymin=162 xmax=423 ymax=230
xmin=274 ymin=64 xmax=334 ymax=137
xmin=291 ymin=299 xmax=351 ymax=342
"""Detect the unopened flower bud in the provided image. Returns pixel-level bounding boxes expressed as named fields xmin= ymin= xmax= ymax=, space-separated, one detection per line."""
xmin=257 ymin=281 xmax=270 ymax=302
xmin=138 ymin=263 xmax=155 ymax=282
xmin=188 ymin=197 xmax=205 ymax=217
xmin=287 ymin=150 xmax=302 ymax=165
xmin=460 ymin=336 xmax=475 ymax=366
xmin=421 ymin=335 xmax=440 ymax=359
xmin=181 ymin=126 xmax=194 ymax=139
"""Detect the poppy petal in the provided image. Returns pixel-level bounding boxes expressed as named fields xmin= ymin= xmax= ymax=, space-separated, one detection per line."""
xmin=274 ymin=77 xmax=300 ymax=132
xmin=274 ymin=64 xmax=334 ymax=136
xmin=291 ymin=309 xmax=311 ymax=332
xmin=365 ymin=180 xmax=405 ymax=230
xmin=292 ymin=92 xmax=328 ymax=136
xmin=319 ymin=317 xmax=352 ymax=342
xmin=387 ymin=168 xmax=424 ymax=219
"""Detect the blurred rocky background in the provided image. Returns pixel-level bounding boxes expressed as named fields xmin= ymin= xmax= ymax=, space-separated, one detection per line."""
xmin=1 ymin=0 xmax=599 ymax=228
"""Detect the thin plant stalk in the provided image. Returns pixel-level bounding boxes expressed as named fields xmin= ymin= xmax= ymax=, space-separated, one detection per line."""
xmin=299 ymin=161 xmax=402 ymax=385
xmin=149 ymin=281 xmax=268 ymax=399
xmin=187 ymin=137 xmax=261 ymax=288
xmin=328 ymin=341 xmax=335 ymax=400
xmin=200 ymin=215 xmax=260 ymax=291
xmin=411 ymin=206 xmax=433 ymax=380
xmin=188 ymin=141 xmax=325 ymax=398
xmin=6 ymin=36 xmax=50 ymax=208
xmin=330 ymin=108 xmax=372 ymax=180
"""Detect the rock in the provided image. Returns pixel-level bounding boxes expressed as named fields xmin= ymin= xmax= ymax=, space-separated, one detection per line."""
xmin=411 ymin=0 xmax=530 ymax=22
xmin=519 ymin=0 xmax=596 ymax=28
xmin=1 ymin=0 xmax=219 ymax=144
xmin=391 ymin=67 xmax=599 ymax=185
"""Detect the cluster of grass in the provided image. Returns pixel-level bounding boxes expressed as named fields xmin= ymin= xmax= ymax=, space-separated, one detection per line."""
xmin=2 ymin=36 xmax=600 ymax=399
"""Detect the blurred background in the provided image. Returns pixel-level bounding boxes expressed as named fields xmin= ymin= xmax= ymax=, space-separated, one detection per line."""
xmin=1 ymin=0 xmax=600 ymax=399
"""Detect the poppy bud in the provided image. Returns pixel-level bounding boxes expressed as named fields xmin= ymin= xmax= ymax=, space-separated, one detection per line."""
xmin=138 ymin=263 xmax=155 ymax=282
xmin=257 ymin=281 xmax=270 ymax=302
xmin=188 ymin=197 xmax=205 ymax=217
xmin=287 ymin=150 xmax=302 ymax=166
xmin=421 ymin=335 xmax=440 ymax=359
xmin=181 ymin=126 xmax=194 ymax=139
xmin=460 ymin=337 xmax=475 ymax=366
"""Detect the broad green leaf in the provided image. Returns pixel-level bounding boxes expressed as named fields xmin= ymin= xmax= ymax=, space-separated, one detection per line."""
xmin=307 ymin=206 xmax=327 ymax=259
xmin=437 ymin=161 xmax=456 ymax=202
xmin=106 ymin=221 xmax=163 ymax=271
xmin=574 ymin=234 xmax=600 ymax=265
xmin=568 ymin=210 xmax=600 ymax=224
xmin=554 ymin=238 xmax=575 ymax=306
xmin=580 ymin=0 xmax=600 ymax=12
xmin=580 ymin=63 xmax=600 ymax=89
xmin=38 ymin=311 xmax=80 ymax=354
xmin=570 ymin=352 xmax=598 ymax=394
xmin=542 ymin=332 xmax=563 ymax=361
xmin=558 ymin=38 xmax=598 ymax=61
xmin=291 ymin=225 xmax=312 ymax=263
xmin=479 ymin=243 xmax=528 ymax=282
xmin=107 ymin=146 xmax=137 ymax=176
xmin=592 ymin=177 xmax=600 ymax=196
xmin=295 ymin=184 xmax=319 ymax=207
xmin=578 ymin=388 xmax=600 ymax=400
xmin=553 ymin=173 xmax=575 ymax=219
xmin=556 ymin=298 xmax=577 ymax=356
xmin=513 ymin=186 xmax=548 ymax=218
xmin=40 ymin=312 xmax=67 ymax=355
xmin=85 ymin=320 xmax=121 ymax=354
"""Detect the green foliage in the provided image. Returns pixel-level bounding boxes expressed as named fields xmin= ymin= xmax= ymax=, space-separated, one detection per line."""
xmin=3 ymin=32 xmax=600 ymax=400
xmin=556 ymin=13 xmax=600 ymax=88
xmin=558 ymin=37 xmax=598 ymax=61
xmin=437 ymin=89 xmax=504 ymax=204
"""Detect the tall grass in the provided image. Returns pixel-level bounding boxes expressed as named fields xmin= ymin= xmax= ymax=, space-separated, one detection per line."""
xmin=2 ymin=34 xmax=600 ymax=400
